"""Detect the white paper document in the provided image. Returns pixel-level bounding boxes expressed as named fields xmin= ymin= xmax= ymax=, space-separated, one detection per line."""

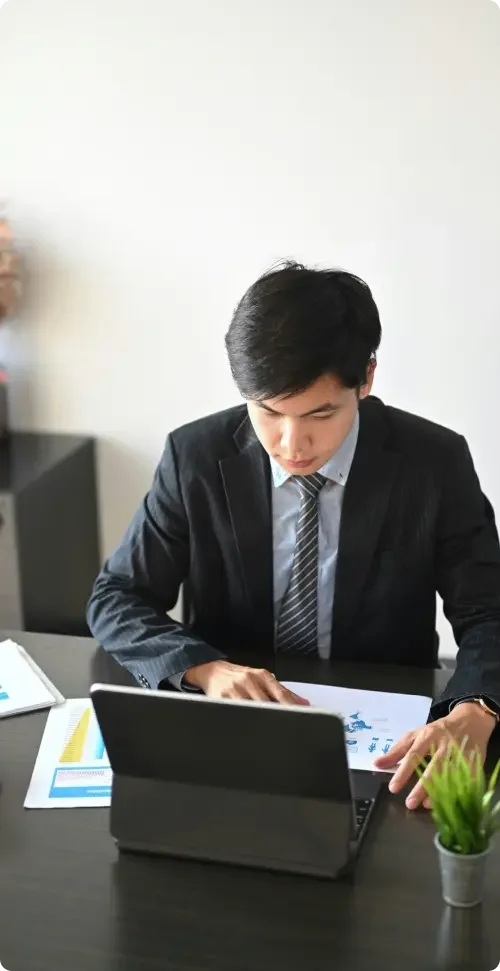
xmin=24 ymin=698 xmax=112 ymax=809
xmin=282 ymin=681 xmax=432 ymax=773
xmin=0 ymin=639 xmax=64 ymax=718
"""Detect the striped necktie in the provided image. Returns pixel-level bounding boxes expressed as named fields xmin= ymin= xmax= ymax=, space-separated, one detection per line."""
xmin=276 ymin=472 xmax=327 ymax=654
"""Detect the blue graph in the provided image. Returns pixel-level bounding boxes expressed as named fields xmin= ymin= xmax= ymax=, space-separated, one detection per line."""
xmin=344 ymin=711 xmax=372 ymax=734
xmin=95 ymin=732 xmax=105 ymax=761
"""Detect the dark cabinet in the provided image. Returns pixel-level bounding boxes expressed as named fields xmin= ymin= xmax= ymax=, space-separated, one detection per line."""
xmin=0 ymin=432 xmax=101 ymax=635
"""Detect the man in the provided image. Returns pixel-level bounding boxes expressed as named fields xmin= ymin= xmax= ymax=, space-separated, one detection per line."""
xmin=87 ymin=261 xmax=500 ymax=811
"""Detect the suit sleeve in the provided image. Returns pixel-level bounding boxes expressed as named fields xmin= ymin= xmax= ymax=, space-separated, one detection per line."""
xmin=86 ymin=434 xmax=226 ymax=689
xmin=431 ymin=434 xmax=500 ymax=720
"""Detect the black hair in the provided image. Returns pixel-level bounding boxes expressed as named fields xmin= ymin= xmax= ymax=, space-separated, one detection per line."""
xmin=225 ymin=260 xmax=382 ymax=399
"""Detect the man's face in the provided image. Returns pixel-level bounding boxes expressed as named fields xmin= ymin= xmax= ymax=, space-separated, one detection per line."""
xmin=247 ymin=370 xmax=373 ymax=476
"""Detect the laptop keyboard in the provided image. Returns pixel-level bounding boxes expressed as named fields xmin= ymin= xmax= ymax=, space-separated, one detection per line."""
xmin=354 ymin=798 xmax=374 ymax=839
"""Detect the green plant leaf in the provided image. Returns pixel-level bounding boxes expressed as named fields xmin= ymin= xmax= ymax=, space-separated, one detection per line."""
xmin=474 ymin=748 xmax=485 ymax=802
xmin=489 ymin=800 xmax=500 ymax=823
xmin=482 ymin=790 xmax=494 ymax=811
xmin=488 ymin=755 xmax=500 ymax=795
xmin=419 ymin=735 xmax=499 ymax=854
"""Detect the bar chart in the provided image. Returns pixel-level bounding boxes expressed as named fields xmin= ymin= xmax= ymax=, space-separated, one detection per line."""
xmin=59 ymin=704 xmax=107 ymax=764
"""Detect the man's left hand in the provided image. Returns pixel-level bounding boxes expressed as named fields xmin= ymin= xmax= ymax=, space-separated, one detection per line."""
xmin=373 ymin=702 xmax=496 ymax=810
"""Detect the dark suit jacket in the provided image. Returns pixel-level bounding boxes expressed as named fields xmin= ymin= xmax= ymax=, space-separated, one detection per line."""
xmin=87 ymin=396 xmax=500 ymax=720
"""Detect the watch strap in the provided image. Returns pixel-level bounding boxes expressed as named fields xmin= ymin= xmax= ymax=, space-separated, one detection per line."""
xmin=453 ymin=696 xmax=500 ymax=724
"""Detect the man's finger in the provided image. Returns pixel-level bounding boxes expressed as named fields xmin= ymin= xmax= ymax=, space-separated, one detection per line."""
xmin=373 ymin=733 xmax=414 ymax=769
xmin=278 ymin=685 xmax=310 ymax=706
xmin=224 ymin=674 xmax=273 ymax=702
xmin=405 ymin=749 xmax=444 ymax=809
xmin=270 ymin=681 xmax=307 ymax=705
xmin=261 ymin=673 xmax=309 ymax=705
xmin=244 ymin=680 xmax=277 ymax=702
xmin=388 ymin=742 xmax=429 ymax=793
xmin=226 ymin=684 xmax=255 ymax=701
xmin=405 ymin=777 xmax=430 ymax=809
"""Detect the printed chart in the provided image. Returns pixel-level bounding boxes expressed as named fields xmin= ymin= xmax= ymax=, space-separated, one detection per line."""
xmin=25 ymin=699 xmax=112 ymax=808
xmin=282 ymin=681 xmax=432 ymax=773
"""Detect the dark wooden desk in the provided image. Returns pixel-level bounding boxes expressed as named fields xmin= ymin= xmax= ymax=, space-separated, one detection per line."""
xmin=0 ymin=631 xmax=499 ymax=971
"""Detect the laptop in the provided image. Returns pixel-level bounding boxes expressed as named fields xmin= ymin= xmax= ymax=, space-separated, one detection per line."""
xmin=90 ymin=682 xmax=386 ymax=879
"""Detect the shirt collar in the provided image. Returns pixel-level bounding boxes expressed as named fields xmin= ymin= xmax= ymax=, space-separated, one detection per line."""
xmin=270 ymin=409 xmax=360 ymax=489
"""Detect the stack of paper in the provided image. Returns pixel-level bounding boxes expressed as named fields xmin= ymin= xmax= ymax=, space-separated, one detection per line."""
xmin=0 ymin=639 xmax=65 ymax=718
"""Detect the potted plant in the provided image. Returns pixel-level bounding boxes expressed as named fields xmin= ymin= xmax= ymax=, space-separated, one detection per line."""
xmin=415 ymin=736 xmax=500 ymax=908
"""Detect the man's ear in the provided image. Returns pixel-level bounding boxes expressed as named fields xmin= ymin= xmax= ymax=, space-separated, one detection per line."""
xmin=360 ymin=359 xmax=376 ymax=399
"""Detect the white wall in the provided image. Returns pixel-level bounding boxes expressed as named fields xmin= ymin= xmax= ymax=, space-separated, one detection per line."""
xmin=1 ymin=0 xmax=500 ymax=655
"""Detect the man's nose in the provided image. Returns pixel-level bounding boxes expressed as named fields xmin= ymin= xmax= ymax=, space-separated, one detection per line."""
xmin=280 ymin=420 xmax=305 ymax=455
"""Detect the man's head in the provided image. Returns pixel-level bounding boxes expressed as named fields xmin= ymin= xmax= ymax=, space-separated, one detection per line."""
xmin=225 ymin=261 xmax=382 ymax=475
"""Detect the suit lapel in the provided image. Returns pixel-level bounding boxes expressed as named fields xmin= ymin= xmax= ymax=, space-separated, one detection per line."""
xmin=219 ymin=416 xmax=274 ymax=648
xmin=332 ymin=398 xmax=401 ymax=652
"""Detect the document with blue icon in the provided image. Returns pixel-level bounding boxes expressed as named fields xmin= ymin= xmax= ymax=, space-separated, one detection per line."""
xmin=282 ymin=681 xmax=432 ymax=773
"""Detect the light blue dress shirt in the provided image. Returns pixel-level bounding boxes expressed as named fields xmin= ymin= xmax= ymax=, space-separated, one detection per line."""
xmin=270 ymin=411 xmax=360 ymax=660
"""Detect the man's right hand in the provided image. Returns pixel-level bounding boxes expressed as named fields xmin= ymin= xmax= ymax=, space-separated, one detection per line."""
xmin=184 ymin=660 xmax=310 ymax=705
